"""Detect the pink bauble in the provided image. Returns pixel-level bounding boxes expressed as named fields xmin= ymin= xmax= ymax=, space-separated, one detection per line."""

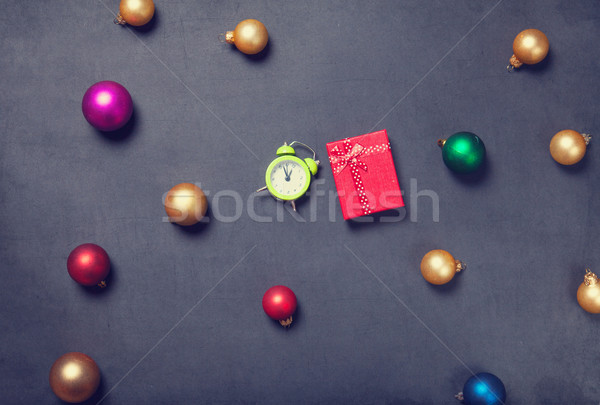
xmin=82 ymin=81 xmax=133 ymax=131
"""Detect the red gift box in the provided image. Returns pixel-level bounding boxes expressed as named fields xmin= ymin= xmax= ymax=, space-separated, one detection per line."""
xmin=326 ymin=129 xmax=404 ymax=220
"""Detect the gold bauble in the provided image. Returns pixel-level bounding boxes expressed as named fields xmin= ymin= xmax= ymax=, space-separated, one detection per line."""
xmin=549 ymin=129 xmax=590 ymax=165
xmin=225 ymin=19 xmax=269 ymax=55
xmin=577 ymin=269 xmax=600 ymax=314
xmin=420 ymin=249 xmax=464 ymax=285
xmin=49 ymin=352 xmax=100 ymax=403
xmin=116 ymin=0 xmax=155 ymax=26
xmin=508 ymin=29 xmax=549 ymax=69
xmin=164 ymin=183 xmax=208 ymax=226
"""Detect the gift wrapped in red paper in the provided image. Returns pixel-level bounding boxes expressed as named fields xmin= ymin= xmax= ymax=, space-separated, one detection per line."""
xmin=326 ymin=129 xmax=404 ymax=220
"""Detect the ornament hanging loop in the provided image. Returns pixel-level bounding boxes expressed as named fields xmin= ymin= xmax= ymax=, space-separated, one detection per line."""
xmin=455 ymin=392 xmax=464 ymax=401
xmin=582 ymin=133 xmax=592 ymax=145
xmin=114 ymin=14 xmax=126 ymax=25
xmin=506 ymin=65 xmax=514 ymax=72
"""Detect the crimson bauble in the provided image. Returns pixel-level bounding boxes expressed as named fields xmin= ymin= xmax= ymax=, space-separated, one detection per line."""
xmin=67 ymin=243 xmax=110 ymax=287
xmin=262 ymin=285 xmax=297 ymax=327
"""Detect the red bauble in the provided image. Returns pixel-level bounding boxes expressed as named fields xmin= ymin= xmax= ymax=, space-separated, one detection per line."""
xmin=262 ymin=285 xmax=297 ymax=327
xmin=67 ymin=243 xmax=110 ymax=287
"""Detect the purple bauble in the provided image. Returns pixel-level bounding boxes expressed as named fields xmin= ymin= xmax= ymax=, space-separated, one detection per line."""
xmin=82 ymin=81 xmax=133 ymax=131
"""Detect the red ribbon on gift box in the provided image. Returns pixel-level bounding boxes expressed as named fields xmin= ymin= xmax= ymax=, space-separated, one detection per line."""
xmin=329 ymin=138 xmax=391 ymax=215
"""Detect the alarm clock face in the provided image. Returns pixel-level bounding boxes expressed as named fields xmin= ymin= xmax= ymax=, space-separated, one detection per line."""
xmin=265 ymin=157 xmax=311 ymax=200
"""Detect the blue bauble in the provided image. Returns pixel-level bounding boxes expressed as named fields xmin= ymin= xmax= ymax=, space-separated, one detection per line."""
xmin=462 ymin=372 xmax=506 ymax=405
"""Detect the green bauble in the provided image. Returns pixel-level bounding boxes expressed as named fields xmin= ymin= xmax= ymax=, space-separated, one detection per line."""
xmin=439 ymin=132 xmax=486 ymax=174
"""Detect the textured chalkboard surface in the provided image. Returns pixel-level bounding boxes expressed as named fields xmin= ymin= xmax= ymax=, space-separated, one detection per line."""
xmin=1 ymin=1 xmax=599 ymax=404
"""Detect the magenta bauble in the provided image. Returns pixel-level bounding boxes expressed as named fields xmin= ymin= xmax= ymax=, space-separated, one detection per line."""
xmin=82 ymin=81 xmax=133 ymax=131
xmin=67 ymin=243 xmax=110 ymax=287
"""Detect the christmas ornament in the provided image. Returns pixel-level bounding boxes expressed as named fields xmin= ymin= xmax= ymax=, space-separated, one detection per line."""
xmin=326 ymin=130 xmax=404 ymax=220
xmin=114 ymin=0 xmax=155 ymax=26
xmin=225 ymin=19 xmax=269 ymax=55
xmin=262 ymin=285 xmax=297 ymax=327
xmin=577 ymin=269 xmax=600 ymax=314
xmin=420 ymin=249 xmax=464 ymax=285
xmin=455 ymin=372 xmax=506 ymax=405
xmin=549 ymin=129 xmax=591 ymax=166
xmin=256 ymin=141 xmax=319 ymax=212
xmin=82 ymin=81 xmax=133 ymax=132
xmin=49 ymin=352 xmax=101 ymax=403
xmin=164 ymin=183 xmax=208 ymax=226
xmin=438 ymin=132 xmax=486 ymax=174
xmin=67 ymin=243 xmax=110 ymax=287
xmin=507 ymin=29 xmax=549 ymax=71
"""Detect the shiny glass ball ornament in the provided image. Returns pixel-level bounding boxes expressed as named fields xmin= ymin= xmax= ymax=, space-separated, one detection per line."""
xmin=225 ymin=19 xmax=269 ymax=55
xmin=82 ymin=81 xmax=133 ymax=132
xmin=262 ymin=285 xmax=297 ymax=327
xmin=438 ymin=132 xmax=486 ymax=174
xmin=508 ymin=29 xmax=549 ymax=70
xmin=577 ymin=269 xmax=600 ymax=314
xmin=456 ymin=372 xmax=506 ymax=405
xmin=164 ymin=183 xmax=208 ymax=226
xmin=114 ymin=0 xmax=155 ymax=26
xmin=49 ymin=352 xmax=101 ymax=403
xmin=550 ymin=129 xmax=590 ymax=165
xmin=420 ymin=249 xmax=464 ymax=285
xmin=67 ymin=243 xmax=110 ymax=287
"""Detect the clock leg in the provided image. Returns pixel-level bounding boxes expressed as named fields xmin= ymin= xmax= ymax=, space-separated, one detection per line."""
xmin=291 ymin=200 xmax=296 ymax=211
xmin=256 ymin=186 xmax=267 ymax=193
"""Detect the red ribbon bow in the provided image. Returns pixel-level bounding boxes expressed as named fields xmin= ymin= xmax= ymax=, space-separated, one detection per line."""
xmin=330 ymin=141 xmax=369 ymax=175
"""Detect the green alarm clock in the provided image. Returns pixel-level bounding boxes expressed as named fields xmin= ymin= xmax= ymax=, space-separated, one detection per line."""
xmin=256 ymin=141 xmax=319 ymax=211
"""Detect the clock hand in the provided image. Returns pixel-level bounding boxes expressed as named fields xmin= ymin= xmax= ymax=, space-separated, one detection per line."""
xmin=283 ymin=165 xmax=292 ymax=182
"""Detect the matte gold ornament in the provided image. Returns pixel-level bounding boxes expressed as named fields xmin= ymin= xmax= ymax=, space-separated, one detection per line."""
xmin=115 ymin=0 xmax=155 ymax=26
xmin=225 ymin=19 xmax=269 ymax=55
xmin=420 ymin=249 xmax=464 ymax=285
xmin=164 ymin=183 xmax=208 ymax=226
xmin=49 ymin=352 xmax=100 ymax=403
xmin=577 ymin=269 xmax=600 ymax=314
xmin=550 ymin=129 xmax=591 ymax=165
xmin=507 ymin=29 xmax=549 ymax=71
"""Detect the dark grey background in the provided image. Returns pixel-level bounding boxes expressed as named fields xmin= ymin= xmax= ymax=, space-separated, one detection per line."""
xmin=1 ymin=0 xmax=598 ymax=404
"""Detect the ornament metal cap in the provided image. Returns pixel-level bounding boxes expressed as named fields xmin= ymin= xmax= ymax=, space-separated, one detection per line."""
xmin=114 ymin=14 xmax=126 ymax=25
xmin=455 ymin=260 xmax=465 ymax=273
xmin=225 ymin=31 xmax=235 ymax=44
xmin=584 ymin=269 xmax=598 ymax=286
xmin=507 ymin=54 xmax=523 ymax=71
xmin=582 ymin=133 xmax=592 ymax=145
xmin=279 ymin=316 xmax=293 ymax=328
xmin=438 ymin=139 xmax=446 ymax=148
